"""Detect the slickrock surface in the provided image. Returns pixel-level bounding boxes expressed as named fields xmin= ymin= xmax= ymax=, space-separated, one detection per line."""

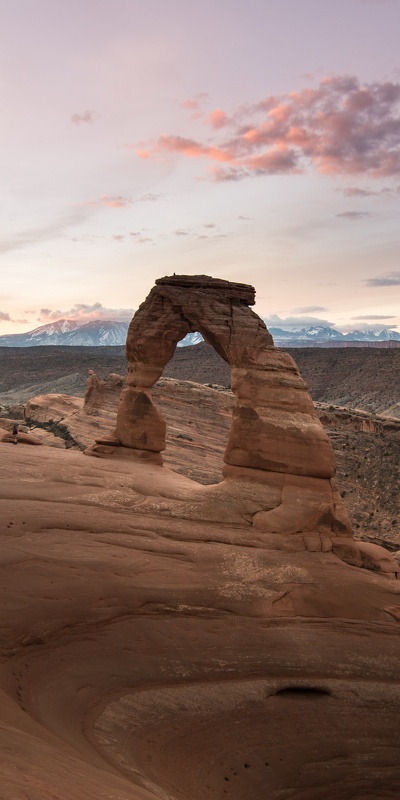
xmin=20 ymin=376 xmax=400 ymax=544
xmin=1 ymin=443 xmax=400 ymax=800
xmin=23 ymin=377 xmax=233 ymax=485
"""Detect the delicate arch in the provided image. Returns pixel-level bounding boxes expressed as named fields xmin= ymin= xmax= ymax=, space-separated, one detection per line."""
xmin=115 ymin=275 xmax=335 ymax=481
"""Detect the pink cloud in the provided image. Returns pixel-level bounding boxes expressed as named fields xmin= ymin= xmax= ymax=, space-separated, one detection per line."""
xmin=83 ymin=193 xmax=164 ymax=209
xmin=136 ymin=149 xmax=151 ymax=159
xmin=246 ymin=145 xmax=300 ymax=174
xmin=181 ymin=99 xmax=201 ymax=111
xmin=137 ymin=75 xmax=400 ymax=182
xmin=336 ymin=211 xmax=372 ymax=220
xmin=206 ymin=108 xmax=230 ymax=129
xmin=181 ymin=93 xmax=209 ymax=118
xmin=101 ymin=195 xmax=132 ymax=208
xmin=339 ymin=186 xmax=395 ymax=197
xmin=138 ymin=134 xmax=234 ymax=164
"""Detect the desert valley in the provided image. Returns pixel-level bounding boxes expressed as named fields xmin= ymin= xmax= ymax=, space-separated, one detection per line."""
xmin=0 ymin=275 xmax=400 ymax=800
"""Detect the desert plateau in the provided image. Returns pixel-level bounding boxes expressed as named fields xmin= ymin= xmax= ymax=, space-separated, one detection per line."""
xmin=1 ymin=275 xmax=400 ymax=800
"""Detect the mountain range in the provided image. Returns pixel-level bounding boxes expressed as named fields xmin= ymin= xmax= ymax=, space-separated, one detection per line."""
xmin=269 ymin=325 xmax=400 ymax=345
xmin=0 ymin=319 xmax=129 ymax=347
xmin=0 ymin=319 xmax=399 ymax=347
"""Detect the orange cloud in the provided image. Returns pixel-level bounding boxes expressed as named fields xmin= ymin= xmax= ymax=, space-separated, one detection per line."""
xmin=136 ymin=149 xmax=151 ymax=159
xmin=206 ymin=108 xmax=229 ymax=129
xmin=142 ymin=134 xmax=235 ymax=164
xmin=100 ymin=195 xmax=132 ymax=208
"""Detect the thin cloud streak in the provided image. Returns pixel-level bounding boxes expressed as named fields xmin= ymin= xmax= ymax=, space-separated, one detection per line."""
xmin=337 ymin=211 xmax=372 ymax=220
xmin=364 ymin=270 xmax=400 ymax=286
xmin=291 ymin=306 xmax=328 ymax=313
xmin=340 ymin=186 xmax=396 ymax=197
xmin=82 ymin=193 xmax=164 ymax=209
xmin=0 ymin=213 xmax=89 ymax=255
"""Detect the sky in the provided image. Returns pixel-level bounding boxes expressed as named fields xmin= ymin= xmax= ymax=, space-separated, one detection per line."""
xmin=1 ymin=0 xmax=400 ymax=336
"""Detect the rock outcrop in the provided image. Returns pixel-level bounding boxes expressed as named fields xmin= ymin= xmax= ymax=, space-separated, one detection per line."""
xmin=106 ymin=275 xmax=351 ymax=551
xmin=115 ymin=275 xmax=333 ymax=474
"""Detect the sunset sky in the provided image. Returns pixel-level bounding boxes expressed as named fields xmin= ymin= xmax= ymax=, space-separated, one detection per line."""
xmin=1 ymin=0 xmax=400 ymax=336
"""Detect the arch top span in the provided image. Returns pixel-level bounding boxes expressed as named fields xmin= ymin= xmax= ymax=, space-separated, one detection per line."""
xmin=125 ymin=274 xmax=273 ymax=384
xmin=155 ymin=274 xmax=256 ymax=305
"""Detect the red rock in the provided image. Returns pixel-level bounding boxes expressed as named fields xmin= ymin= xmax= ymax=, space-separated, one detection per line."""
xmin=114 ymin=275 xmax=348 ymax=541
xmin=1 ymin=443 xmax=400 ymax=800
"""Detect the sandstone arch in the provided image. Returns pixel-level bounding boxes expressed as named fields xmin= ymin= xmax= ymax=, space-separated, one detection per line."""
xmin=112 ymin=274 xmax=355 ymax=546
xmin=116 ymin=274 xmax=334 ymax=479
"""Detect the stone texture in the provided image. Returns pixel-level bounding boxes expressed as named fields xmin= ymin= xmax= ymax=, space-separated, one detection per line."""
xmin=116 ymin=387 xmax=166 ymax=451
xmin=84 ymin=370 xmax=124 ymax=416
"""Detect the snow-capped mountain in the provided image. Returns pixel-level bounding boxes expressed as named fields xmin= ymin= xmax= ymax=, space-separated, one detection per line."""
xmin=343 ymin=328 xmax=400 ymax=342
xmin=0 ymin=319 xmax=129 ymax=347
xmin=1 ymin=319 xmax=399 ymax=348
xmin=0 ymin=322 xmax=205 ymax=348
xmin=269 ymin=325 xmax=400 ymax=345
xmin=269 ymin=325 xmax=344 ymax=342
xmin=177 ymin=332 xmax=204 ymax=347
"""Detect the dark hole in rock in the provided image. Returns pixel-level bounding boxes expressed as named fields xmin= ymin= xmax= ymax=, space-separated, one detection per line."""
xmin=276 ymin=686 xmax=331 ymax=698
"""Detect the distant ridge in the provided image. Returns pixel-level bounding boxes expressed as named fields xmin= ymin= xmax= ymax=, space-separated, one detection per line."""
xmin=269 ymin=325 xmax=400 ymax=346
xmin=0 ymin=319 xmax=399 ymax=347
xmin=0 ymin=319 xmax=129 ymax=347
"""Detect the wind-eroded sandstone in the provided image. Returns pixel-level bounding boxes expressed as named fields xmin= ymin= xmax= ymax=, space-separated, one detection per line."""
xmin=107 ymin=275 xmax=351 ymax=555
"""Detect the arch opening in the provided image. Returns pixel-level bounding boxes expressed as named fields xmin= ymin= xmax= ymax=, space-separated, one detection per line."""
xmin=154 ymin=334 xmax=233 ymax=485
